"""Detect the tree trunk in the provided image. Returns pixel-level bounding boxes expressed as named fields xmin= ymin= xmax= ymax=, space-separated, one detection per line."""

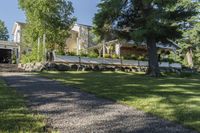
xmin=146 ymin=37 xmax=161 ymax=77
xmin=46 ymin=51 xmax=54 ymax=62
xmin=186 ymin=47 xmax=193 ymax=68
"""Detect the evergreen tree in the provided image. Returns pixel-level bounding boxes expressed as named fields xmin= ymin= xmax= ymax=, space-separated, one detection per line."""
xmin=0 ymin=20 xmax=9 ymax=41
xmin=93 ymin=0 xmax=198 ymax=77
xmin=178 ymin=1 xmax=200 ymax=68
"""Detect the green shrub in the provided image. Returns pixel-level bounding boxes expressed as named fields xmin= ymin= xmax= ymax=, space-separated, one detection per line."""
xmin=112 ymin=54 xmax=120 ymax=59
xmin=80 ymin=52 xmax=88 ymax=57
xmin=67 ymin=52 xmax=76 ymax=56
xmin=12 ymin=54 xmax=17 ymax=64
xmin=104 ymin=54 xmax=111 ymax=58
xmin=179 ymin=72 xmax=193 ymax=78
xmin=56 ymin=50 xmax=66 ymax=55
xmin=88 ymin=51 xmax=98 ymax=58
xmin=20 ymin=44 xmax=43 ymax=64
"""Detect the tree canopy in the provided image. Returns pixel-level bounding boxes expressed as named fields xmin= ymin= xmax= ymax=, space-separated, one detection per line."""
xmin=18 ymin=0 xmax=76 ymax=51
xmin=93 ymin=0 xmax=199 ymax=76
xmin=0 ymin=20 xmax=9 ymax=41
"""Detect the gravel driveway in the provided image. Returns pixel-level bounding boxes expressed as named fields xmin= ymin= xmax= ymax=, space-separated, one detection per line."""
xmin=1 ymin=72 xmax=198 ymax=133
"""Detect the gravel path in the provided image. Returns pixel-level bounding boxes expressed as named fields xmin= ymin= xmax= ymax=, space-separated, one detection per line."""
xmin=0 ymin=72 xmax=198 ymax=133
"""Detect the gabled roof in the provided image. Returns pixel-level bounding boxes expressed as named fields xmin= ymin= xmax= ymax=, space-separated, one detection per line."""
xmin=15 ymin=21 xmax=26 ymax=26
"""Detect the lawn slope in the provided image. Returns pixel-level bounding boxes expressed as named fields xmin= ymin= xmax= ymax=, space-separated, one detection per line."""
xmin=41 ymin=71 xmax=200 ymax=132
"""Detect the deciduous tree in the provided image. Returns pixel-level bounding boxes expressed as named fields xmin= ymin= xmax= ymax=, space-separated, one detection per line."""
xmin=19 ymin=0 xmax=76 ymax=60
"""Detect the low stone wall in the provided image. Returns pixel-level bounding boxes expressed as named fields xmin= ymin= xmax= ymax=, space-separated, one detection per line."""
xmin=18 ymin=62 xmax=182 ymax=73
xmin=18 ymin=63 xmax=45 ymax=72
xmin=44 ymin=63 xmax=148 ymax=72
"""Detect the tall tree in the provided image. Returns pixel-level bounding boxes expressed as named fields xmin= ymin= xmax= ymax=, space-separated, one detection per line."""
xmin=93 ymin=0 xmax=198 ymax=77
xmin=18 ymin=0 xmax=76 ymax=59
xmin=179 ymin=20 xmax=200 ymax=68
xmin=0 ymin=20 xmax=9 ymax=41
xmin=177 ymin=0 xmax=200 ymax=68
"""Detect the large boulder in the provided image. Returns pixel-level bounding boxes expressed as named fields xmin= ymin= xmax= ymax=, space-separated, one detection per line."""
xmin=55 ymin=64 xmax=70 ymax=71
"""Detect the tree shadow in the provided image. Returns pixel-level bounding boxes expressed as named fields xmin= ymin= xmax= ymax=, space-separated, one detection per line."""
xmin=2 ymin=72 xmax=200 ymax=132
xmin=0 ymin=78 xmax=45 ymax=132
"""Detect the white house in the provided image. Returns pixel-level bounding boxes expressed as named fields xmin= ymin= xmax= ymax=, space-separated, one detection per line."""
xmin=65 ymin=23 xmax=95 ymax=55
xmin=9 ymin=21 xmax=181 ymax=64
xmin=0 ymin=22 xmax=24 ymax=64
xmin=12 ymin=22 xmax=25 ymax=43
xmin=11 ymin=22 xmax=95 ymax=56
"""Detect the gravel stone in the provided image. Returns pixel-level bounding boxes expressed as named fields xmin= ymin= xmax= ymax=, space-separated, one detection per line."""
xmin=0 ymin=72 xmax=198 ymax=133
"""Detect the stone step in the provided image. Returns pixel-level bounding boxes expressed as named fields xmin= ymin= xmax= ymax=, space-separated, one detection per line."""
xmin=0 ymin=64 xmax=24 ymax=72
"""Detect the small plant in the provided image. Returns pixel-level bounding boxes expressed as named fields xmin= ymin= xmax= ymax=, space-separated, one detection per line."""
xmin=104 ymin=54 xmax=111 ymax=58
xmin=67 ymin=52 xmax=76 ymax=56
xmin=12 ymin=53 xmax=17 ymax=64
xmin=20 ymin=43 xmax=43 ymax=64
xmin=88 ymin=51 xmax=98 ymax=58
xmin=56 ymin=50 xmax=66 ymax=55
xmin=112 ymin=54 xmax=120 ymax=59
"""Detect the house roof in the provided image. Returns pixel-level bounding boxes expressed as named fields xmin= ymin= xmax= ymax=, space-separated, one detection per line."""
xmin=77 ymin=23 xmax=92 ymax=28
xmin=105 ymin=39 xmax=180 ymax=52
xmin=15 ymin=21 xmax=26 ymax=26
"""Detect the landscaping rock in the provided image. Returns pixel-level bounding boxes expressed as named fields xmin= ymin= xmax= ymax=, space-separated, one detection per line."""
xmin=70 ymin=64 xmax=78 ymax=70
xmin=55 ymin=64 xmax=70 ymax=71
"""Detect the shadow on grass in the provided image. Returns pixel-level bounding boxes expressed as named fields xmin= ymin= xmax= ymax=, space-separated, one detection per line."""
xmin=39 ymin=71 xmax=200 ymax=131
xmin=1 ymin=71 xmax=199 ymax=132
xmin=0 ymin=79 xmax=45 ymax=132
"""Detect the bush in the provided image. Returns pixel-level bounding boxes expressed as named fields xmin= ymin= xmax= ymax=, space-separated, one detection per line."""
xmin=67 ymin=52 xmax=76 ymax=56
xmin=112 ymin=54 xmax=120 ymax=59
xmin=104 ymin=54 xmax=111 ymax=58
xmin=80 ymin=52 xmax=88 ymax=57
xmin=88 ymin=51 xmax=98 ymax=58
xmin=20 ymin=44 xmax=43 ymax=64
xmin=56 ymin=50 xmax=66 ymax=55
xmin=179 ymin=72 xmax=193 ymax=78
xmin=12 ymin=54 xmax=17 ymax=64
xmin=123 ymin=54 xmax=138 ymax=60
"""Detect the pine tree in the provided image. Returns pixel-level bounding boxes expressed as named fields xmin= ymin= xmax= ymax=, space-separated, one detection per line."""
xmin=93 ymin=0 xmax=198 ymax=77
xmin=0 ymin=20 xmax=9 ymax=41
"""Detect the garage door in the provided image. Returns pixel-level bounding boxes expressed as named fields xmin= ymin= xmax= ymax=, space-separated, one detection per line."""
xmin=0 ymin=49 xmax=12 ymax=63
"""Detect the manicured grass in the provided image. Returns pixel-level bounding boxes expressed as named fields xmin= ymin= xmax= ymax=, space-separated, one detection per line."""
xmin=41 ymin=71 xmax=200 ymax=132
xmin=0 ymin=79 xmax=46 ymax=132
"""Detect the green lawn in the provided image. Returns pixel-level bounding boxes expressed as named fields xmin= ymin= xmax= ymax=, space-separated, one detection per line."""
xmin=0 ymin=79 xmax=47 ymax=132
xmin=41 ymin=71 xmax=200 ymax=132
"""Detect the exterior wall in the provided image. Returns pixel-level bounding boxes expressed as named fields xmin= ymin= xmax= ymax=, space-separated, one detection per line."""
xmin=13 ymin=23 xmax=22 ymax=43
xmin=79 ymin=25 xmax=90 ymax=52
xmin=65 ymin=31 xmax=78 ymax=53
xmin=65 ymin=24 xmax=93 ymax=55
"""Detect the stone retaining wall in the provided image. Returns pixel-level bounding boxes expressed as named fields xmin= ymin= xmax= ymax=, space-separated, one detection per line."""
xmin=18 ymin=62 xmax=182 ymax=73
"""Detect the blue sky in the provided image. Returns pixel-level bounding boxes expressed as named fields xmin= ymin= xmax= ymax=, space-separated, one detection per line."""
xmin=0 ymin=0 xmax=100 ymax=40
